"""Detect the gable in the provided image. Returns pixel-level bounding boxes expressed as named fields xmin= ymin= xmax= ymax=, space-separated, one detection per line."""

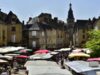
xmin=29 ymin=24 xmax=40 ymax=30
xmin=94 ymin=19 xmax=100 ymax=30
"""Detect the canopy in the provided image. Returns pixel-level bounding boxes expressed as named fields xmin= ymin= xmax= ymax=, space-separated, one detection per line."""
xmin=57 ymin=48 xmax=71 ymax=52
xmin=50 ymin=52 xmax=58 ymax=55
xmin=72 ymin=49 xmax=83 ymax=53
xmin=25 ymin=49 xmax=33 ymax=51
xmin=0 ymin=46 xmax=24 ymax=53
xmin=34 ymin=49 xmax=49 ymax=54
xmin=14 ymin=50 xmax=29 ymax=54
xmin=5 ymin=54 xmax=20 ymax=56
xmin=0 ymin=59 xmax=8 ymax=63
xmin=82 ymin=48 xmax=92 ymax=54
xmin=65 ymin=61 xmax=100 ymax=73
xmin=68 ymin=52 xmax=90 ymax=58
xmin=19 ymin=49 xmax=32 ymax=53
xmin=87 ymin=58 xmax=100 ymax=62
xmin=19 ymin=50 xmax=27 ymax=53
xmin=0 ymin=55 xmax=13 ymax=60
xmin=30 ymin=53 xmax=52 ymax=60
xmin=30 ymin=54 xmax=45 ymax=59
xmin=42 ymin=53 xmax=53 ymax=59
xmin=16 ymin=55 xmax=29 ymax=58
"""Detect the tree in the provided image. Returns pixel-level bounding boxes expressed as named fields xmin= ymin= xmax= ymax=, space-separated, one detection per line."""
xmin=85 ymin=30 xmax=100 ymax=57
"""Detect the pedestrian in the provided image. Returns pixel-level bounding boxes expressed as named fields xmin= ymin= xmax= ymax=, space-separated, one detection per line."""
xmin=70 ymin=46 xmax=74 ymax=53
xmin=26 ymin=70 xmax=28 ymax=75
xmin=56 ymin=55 xmax=59 ymax=64
xmin=13 ymin=59 xmax=19 ymax=73
xmin=61 ymin=57 xmax=65 ymax=69
xmin=60 ymin=53 xmax=65 ymax=69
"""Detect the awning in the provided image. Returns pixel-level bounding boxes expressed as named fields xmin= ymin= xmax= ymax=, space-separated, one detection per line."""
xmin=56 ymin=48 xmax=71 ymax=52
xmin=68 ymin=52 xmax=90 ymax=58
xmin=30 ymin=53 xmax=53 ymax=60
xmin=0 ymin=59 xmax=8 ymax=63
xmin=34 ymin=49 xmax=49 ymax=54
xmin=16 ymin=55 xmax=29 ymax=59
xmin=87 ymin=58 xmax=100 ymax=62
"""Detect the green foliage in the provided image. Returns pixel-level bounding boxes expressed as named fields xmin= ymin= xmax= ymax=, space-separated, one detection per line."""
xmin=85 ymin=30 xmax=100 ymax=57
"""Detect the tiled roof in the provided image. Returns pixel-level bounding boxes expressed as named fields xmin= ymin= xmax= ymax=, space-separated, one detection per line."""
xmin=25 ymin=23 xmax=40 ymax=31
xmin=25 ymin=24 xmax=33 ymax=29
xmin=26 ymin=13 xmax=66 ymax=31
xmin=0 ymin=11 xmax=7 ymax=22
xmin=5 ymin=11 xmax=21 ymax=24
xmin=75 ymin=20 xmax=89 ymax=29
xmin=67 ymin=3 xmax=74 ymax=20
xmin=38 ymin=23 xmax=52 ymax=30
xmin=38 ymin=13 xmax=51 ymax=18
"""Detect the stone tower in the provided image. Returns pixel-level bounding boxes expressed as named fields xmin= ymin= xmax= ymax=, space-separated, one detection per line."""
xmin=67 ymin=3 xmax=75 ymax=47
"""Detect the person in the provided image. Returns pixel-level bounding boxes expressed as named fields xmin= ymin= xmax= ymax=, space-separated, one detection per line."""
xmin=70 ymin=46 xmax=74 ymax=53
xmin=61 ymin=58 xmax=64 ymax=66
xmin=7 ymin=66 xmax=11 ymax=75
xmin=1 ymin=69 xmax=9 ymax=75
xmin=13 ymin=59 xmax=19 ymax=73
xmin=26 ymin=70 xmax=29 ymax=75
xmin=60 ymin=54 xmax=65 ymax=69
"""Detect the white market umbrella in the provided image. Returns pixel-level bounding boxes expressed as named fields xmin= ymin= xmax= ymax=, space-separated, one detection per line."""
xmin=0 ymin=59 xmax=8 ymax=63
xmin=42 ymin=53 xmax=53 ymax=59
xmin=50 ymin=52 xmax=58 ymax=55
xmin=58 ymin=48 xmax=71 ymax=52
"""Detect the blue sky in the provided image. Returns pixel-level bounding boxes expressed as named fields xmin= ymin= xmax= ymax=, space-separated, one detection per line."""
xmin=0 ymin=0 xmax=100 ymax=23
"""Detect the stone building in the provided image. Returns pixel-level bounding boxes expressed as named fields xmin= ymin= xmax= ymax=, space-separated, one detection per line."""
xmin=67 ymin=3 xmax=75 ymax=47
xmin=66 ymin=3 xmax=93 ymax=47
xmin=24 ymin=3 xmax=99 ymax=49
xmin=93 ymin=17 xmax=100 ymax=30
xmin=0 ymin=10 xmax=22 ymax=46
xmin=24 ymin=13 xmax=68 ymax=49
xmin=74 ymin=20 xmax=92 ymax=47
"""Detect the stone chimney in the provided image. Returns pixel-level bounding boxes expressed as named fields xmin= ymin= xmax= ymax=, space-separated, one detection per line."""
xmin=29 ymin=17 xmax=32 ymax=21
xmin=22 ymin=20 xmax=24 ymax=25
xmin=54 ymin=17 xmax=58 ymax=23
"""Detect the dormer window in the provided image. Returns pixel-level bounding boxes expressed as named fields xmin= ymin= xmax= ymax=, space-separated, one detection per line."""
xmin=32 ymin=31 xmax=36 ymax=36
xmin=12 ymin=27 xmax=16 ymax=31
xmin=95 ymin=26 xmax=98 ymax=30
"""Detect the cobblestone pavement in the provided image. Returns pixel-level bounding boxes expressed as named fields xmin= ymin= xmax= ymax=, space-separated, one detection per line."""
xmin=11 ymin=69 xmax=27 ymax=75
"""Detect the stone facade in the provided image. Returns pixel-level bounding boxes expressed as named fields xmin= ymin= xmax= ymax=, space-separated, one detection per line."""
xmin=73 ymin=20 xmax=92 ymax=47
xmin=24 ymin=13 xmax=68 ymax=49
xmin=1 ymin=3 xmax=99 ymax=49
xmin=67 ymin=3 xmax=94 ymax=47
xmin=94 ymin=17 xmax=100 ymax=30
xmin=0 ymin=10 xmax=22 ymax=46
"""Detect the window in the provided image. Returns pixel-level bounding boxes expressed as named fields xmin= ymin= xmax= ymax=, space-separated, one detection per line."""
xmin=32 ymin=41 xmax=36 ymax=47
xmin=11 ymin=34 xmax=16 ymax=42
xmin=42 ymin=32 xmax=44 ymax=36
xmin=3 ymin=30 xmax=5 ymax=41
xmin=32 ymin=31 xmax=36 ymax=36
xmin=83 ymin=29 xmax=85 ymax=33
xmin=95 ymin=26 xmax=98 ymax=30
xmin=83 ymin=35 xmax=85 ymax=39
xmin=11 ymin=27 xmax=16 ymax=31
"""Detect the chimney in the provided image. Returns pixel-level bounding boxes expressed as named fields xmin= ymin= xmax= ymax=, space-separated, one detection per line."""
xmin=29 ymin=17 xmax=32 ymax=21
xmin=54 ymin=17 xmax=58 ymax=22
xmin=22 ymin=20 xmax=24 ymax=25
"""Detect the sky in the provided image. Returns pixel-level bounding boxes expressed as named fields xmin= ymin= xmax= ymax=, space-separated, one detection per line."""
xmin=0 ymin=0 xmax=100 ymax=23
